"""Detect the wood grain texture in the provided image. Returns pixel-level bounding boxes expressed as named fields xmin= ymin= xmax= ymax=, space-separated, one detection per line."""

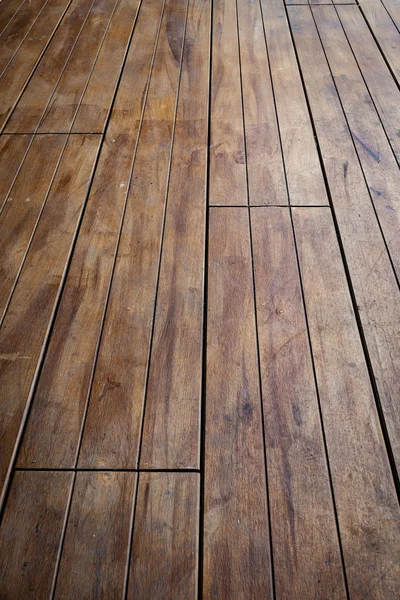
xmin=210 ymin=0 xmax=246 ymax=205
xmin=79 ymin=0 xmax=187 ymax=469
xmin=4 ymin=0 xmax=96 ymax=134
xmin=0 ymin=134 xmax=31 ymax=212
xmin=0 ymin=134 xmax=99 ymax=498
xmin=313 ymin=5 xmax=400 ymax=278
xmin=72 ymin=0 xmax=141 ymax=133
xmin=293 ymin=207 xmax=400 ymax=600
xmin=37 ymin=0 xmax=118 ymax=133
xmin=0 ymin=134 xmax=66 ymax=322
xmin=54 ymin=472 xmax=136 ymax=599
xmin=0 ymin=471 xmax=72 ymax=599
xmin=337 ymin=4 xmax=400 ymax=164
xmin=18 ymin=0 xmax=164 ymax=470
xmin=0 ymin=0 xmax=72 ymax=130
xmin=251 ymin=207 xmax=346 ymax=600
xmin=237 ymin=0 xmax=287 ymax=205
xmin=381 ymin=0 xmax=400 ymax=30
xmin=290 ymin=4 xmax=400 ymax=477
xmin=204 ymin=207 xmax=271 ymax=599
xmin=0 ymin=0 xmax=27 ymax=36
xmin=260 ymin=0 xmax=328 ymax=206
xmin=127 ymin=472 xmax=199 ymax=599
xmin=139 ymin=0 xmax=210 ymax=469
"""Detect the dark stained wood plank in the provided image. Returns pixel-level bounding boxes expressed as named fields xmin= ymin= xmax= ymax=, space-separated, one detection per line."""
xmin=357 ymin=0 xmax=400 ymax=85
xmin=79 ymin=0 xmax=188 ymax=469
xmin=292 ymin=207 xmax=400 ymax=600
xmin=337 ymin=5 xmax=400 ymax=164
xmin=127 ymin=472 xmax=199 ymax=600
xmin=0 ymin=0 xmax=72 ymax=130
xmin=0 ymin=0 xmax=48 ymax=75
xmin=0 ymin=471 xmax=72 ymax=599
xmin=4 ymin=0 xmax=96 ymax=134
xmin=237 ymin=0 xmax=287 ymax=205
xmin=204 ymin=207 xmax=271 ymax=599
xmin=290 ymin=4 xmax=400 ymax=477
xmin=260 ymin=0 xmax=328 ymax=206
xmin=0 ymin=134 xmax=66 ymax=322
xmin=313 ymin=5 xmax=400 ymax=278
xmin=18 ymin=0 xmax=165 ymax=470
xmin=0 ymin=134 xmax=100 ymax=502
xmin=72 ymin=0 xmax=141 ymax=133
xmin=54 ymin=472 xmax=136 ymax=599
xmin=139 ymin=0 xmax=210 ymax=469
xmin=0 ymin=134 xmax=31 ymax=212
xmin=37 ymin=0 xmax=118 ymax=133
xmin=251 ymin=206 xmax=346 ymax=599
xmin=0 ymin=0 xmax=27 ymax=36
xmin=210 ymin=0 xmax=246 ymax=206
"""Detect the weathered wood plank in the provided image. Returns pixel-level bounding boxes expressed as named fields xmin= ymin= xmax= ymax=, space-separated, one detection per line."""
xmin=237 ymin=0 xmax=287 ymax=205
xmin=0 ymin=134 xmax=31 ymax=212
xmin=54 ymin=472 xmax=136 ymax=599
xmin=260 ymin=0 xmax=328 ymax=205
xmin=210 ymin=0 xmax=246 ymax=205
xmin=0 ymin=471 xmax=72 ymax=599
xmin=127 ymin=472 xmax=199 ymax=599
xmin=290 ymin=3 xmax=400 ymax=478
xmin=4 ymin=0 xmax=96 ymax=134
xmin=139 ymin=0 xmax=209 ymax=469
xmin=0 ymin=134 xmax=100 ymax=500
xmin=0 ymin=134 xmax=66 ymax=322
xmin=79 ymin=0 xmax=187 ymax=469
xmin=72 ymin=0 xmax=141 ymax=133
xmin=0 ymin=0 xmax=27 ymax=36
xmin=18 ymin=0 xmax=165 ymax=470
xmin=251 ymin=206 xmax=346 ymax=599
xmin=204 ymin=207 xmax=272 ymax=599
xmin=293 ymin=207 xmax=400 ymax=600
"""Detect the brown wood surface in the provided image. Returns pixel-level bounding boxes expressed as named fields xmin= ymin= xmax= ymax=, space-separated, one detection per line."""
xmin=18 ymin=0 xmax=164 ymax=470
xmin=293 ymin=207 xmax=400 ymax=600
xmin=54 ymin=472 xmax=136 ymax=599
xmin=204 ymin=207 xmax=272 ymax=599
xmin=290 ymin=3 xmax=400 ymax=477
xmin=0 ymin=134 xmax=31 ymax=212
xmin=0 ymin=471 xmax=72 ymax=599
xmin=0 ymin=134 xmax=100 ymax=500
xmin=0 ymin=0 xmax=27 ymax=36
xmin=127 ymin=472 xmax=199 ymax=599
xmin=79 ymin=0 xmax=187 ymax=469
xmin=139 ymin=0 xmax=210 ymax=469
xmin=251 ymin=206 xmax=346 ymax=599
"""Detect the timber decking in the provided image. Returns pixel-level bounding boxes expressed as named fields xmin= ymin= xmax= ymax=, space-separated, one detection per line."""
xmin=0 ymin=0 xmax=399 ymax=598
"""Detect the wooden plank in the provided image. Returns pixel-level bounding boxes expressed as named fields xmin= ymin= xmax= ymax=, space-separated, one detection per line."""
xmin=251 ymin=207 xmax=346 ymax=599
xmin=0 ymin=471 xmax=72 ymax=599
xmin=127 ymin=472 xmax=199 ymax=600
xmin=139 ymin=0 xmax=210 ymax=469
xmin=0 ymin=134 xmax=66 ymax=322
xmin=37 ymin=0 xmax=118 ymax=133
xmin=0 ymin=0 xmax=26 ymax=36
xmin=0 ymin=0 xmax=72 ymax=130
xmin=313 ymin=5 xmax=400 ymax=279
xmin=209 ymin=0 xmax=246 ymax=206
xmin=18 ymin=0 xmax=165 ymax=470
xmin=4 ymin=0 xmax=96 ymax=134
xmin=290 ymin=4 xmax=400 ymax=477
xmin=79 ymin=0 xmax=187 ymax=469
xmin=237 ymin=0 xmax=287 ymax=205
xmin=204 ymin=207 xmax=271 ymax=599
xmin=357 ymin=0 xmax=400 ymax=85
xmin=0 ymin=134 xmax=31 ymax=212
xmin=292 ymin=207 xmax=400 ymax=600
xmin=260 ymin=0 xmax=328 ymax=206
xmin=0 ymin=134 xmax=100 ymax=500
xmin=54 ymin=472 xmax=136 ymax=599
xmin=337 ymin=5 xmax=400 ymax=164
xmin=0 ymin=0 xmax=48 ymax=75
xmin=72 ymin=0 xmax=141 ymax=133
xmin=381 ymin=0 xmax=400 ymax=31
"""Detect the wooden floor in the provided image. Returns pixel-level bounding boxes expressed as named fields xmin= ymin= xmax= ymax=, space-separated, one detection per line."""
xmin=0 ymin=0 xmax=400 ymax=596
